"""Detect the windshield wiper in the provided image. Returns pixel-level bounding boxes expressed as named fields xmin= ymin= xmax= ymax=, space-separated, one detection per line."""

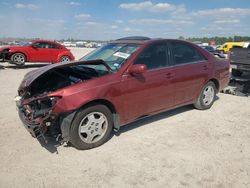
xmin=81 ymin=59 xmax=113 ymax=73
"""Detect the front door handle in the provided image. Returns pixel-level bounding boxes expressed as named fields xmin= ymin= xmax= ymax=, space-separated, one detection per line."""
xmin=203 ymin=65 xmax=208 ymax=70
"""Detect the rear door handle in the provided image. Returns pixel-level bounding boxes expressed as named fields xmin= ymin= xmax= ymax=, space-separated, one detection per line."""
xmin=165 ymin=72 xmax=174 ymax=79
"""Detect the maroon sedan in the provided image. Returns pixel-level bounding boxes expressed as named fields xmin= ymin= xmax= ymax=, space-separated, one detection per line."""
xmin=16 ymin=37 xmax=230 ymax=150
xmin=0 ymin=40 xmax=74 ymax=65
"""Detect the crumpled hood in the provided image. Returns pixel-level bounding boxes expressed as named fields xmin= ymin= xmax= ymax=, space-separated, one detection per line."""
xmin=18 ymin=59 xmax=111 ymax=90
xmin=0 ymin=45 xmax=20 ymax=51
xmin=0 ymin=46 xmax=10 ymax=52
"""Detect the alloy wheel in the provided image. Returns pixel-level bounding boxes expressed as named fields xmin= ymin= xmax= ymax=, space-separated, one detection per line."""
xmin=13 ymin=54 xmax=25 ymax=64
xmin=78 ymin=112 xmax=108 ymax=144
xmin=202 ymin=85 xmax=215 ymax=105
xmin=61 ymin=56 xmax=70 ymax=62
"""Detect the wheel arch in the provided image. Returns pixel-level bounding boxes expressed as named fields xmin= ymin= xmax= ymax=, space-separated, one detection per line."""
xmin=209 ymin=78 xmax=220 ymax=93
xmin=195 ymin=78 xmax=220 ymax=101
xmin=57 ymin=53 xmax=72 ymax=62
xmin=80 ymin=99 xmax=116 ymax=113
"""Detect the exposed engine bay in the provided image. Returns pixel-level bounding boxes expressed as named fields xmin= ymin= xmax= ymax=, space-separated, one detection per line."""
xmin=21 ymin=64 xmax=108 ymax=98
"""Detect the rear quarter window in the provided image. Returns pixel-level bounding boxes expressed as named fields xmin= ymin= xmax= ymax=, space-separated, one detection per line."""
xmin=50 ymin=43 xmax=62 ymax=49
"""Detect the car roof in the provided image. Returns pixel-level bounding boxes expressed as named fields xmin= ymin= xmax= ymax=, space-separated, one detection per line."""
xmin=112 ymin=38 xmax=191 ymax=45
xmin=33 ymin=40 xmax=65 ymax=48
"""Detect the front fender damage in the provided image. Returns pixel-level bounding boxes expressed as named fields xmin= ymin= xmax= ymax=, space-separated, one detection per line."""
xmin=16 ymin=59 xmax=113 ymax=145
xmin=59 ymin=111 xmax=76 ymax=143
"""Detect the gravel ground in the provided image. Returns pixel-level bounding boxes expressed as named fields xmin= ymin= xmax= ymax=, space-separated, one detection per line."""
xmin=0 ymin=48 xmax=249 ymax=188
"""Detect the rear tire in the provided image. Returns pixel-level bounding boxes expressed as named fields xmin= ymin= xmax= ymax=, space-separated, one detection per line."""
xmin=60 ymin=56 xmax=71 ymax=62
xmin=69 ymin=105 xmax=113 ymax=150
xmin=11 ymin=53 xmax=26 ymax=65
xmin=232 ymin=69 xmax=242 ymax=77
xmin=194 ymin=81 xmax=216 ymax=110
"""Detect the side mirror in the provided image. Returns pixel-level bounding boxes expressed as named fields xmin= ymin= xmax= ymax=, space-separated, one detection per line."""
xmin=128 ymin=64 xmax=147 ymax=75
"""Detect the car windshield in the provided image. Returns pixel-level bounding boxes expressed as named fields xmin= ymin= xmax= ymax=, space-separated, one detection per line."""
xmin=80 ymin=43 xmax=141 ymax=71
xmin=19 ymin=42 xmax=30 ymax=46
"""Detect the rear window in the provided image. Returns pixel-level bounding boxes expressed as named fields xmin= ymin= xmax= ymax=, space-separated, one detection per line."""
xmin=170 ymin=42 xmax=205 ymax=65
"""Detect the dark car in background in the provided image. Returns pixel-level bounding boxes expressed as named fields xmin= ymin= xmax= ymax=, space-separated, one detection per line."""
xmin=200 ymin=45 xmax=226 ymax=59
xmin=0 ymin=40 xmax=75 ymax=65
xmin=16 ymin=37 xmax=230 ymax=150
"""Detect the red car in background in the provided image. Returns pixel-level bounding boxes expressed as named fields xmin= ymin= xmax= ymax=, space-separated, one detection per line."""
xmin=16 ymin=37 xmax=230 ymax=150
xmin=0 ymin=40 xmax=74 ymax=65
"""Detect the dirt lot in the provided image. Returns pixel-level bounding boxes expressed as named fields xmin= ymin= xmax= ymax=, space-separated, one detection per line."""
xmin=0 ymin=48 xmax=250 ymax=188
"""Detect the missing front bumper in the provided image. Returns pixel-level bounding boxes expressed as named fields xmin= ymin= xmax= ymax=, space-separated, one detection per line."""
xmin=18 ymin=110 xmax=48 ymax=143
xmin=17 ymin=107 xmax=76 ymax=145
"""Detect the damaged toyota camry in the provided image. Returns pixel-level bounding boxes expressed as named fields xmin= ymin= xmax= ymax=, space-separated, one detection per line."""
xmin=16 ymin=37 xmax=230 ymax=150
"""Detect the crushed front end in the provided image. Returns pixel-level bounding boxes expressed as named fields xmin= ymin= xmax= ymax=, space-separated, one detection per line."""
xmin=0 ymin=48 xmax=11 ymax=62
xmin=16 ymin=94 xmax=63 ymax=143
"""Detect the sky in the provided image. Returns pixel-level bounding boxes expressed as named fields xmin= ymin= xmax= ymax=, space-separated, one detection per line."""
xmin=0 ymin=0 xmax=250 ymax=40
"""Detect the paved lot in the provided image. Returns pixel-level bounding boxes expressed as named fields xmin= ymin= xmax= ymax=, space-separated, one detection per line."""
xmin=0 ymin=48 xmax=250 ymax=188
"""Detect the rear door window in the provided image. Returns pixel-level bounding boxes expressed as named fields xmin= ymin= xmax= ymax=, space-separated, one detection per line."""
xmin=170 ymin=42 xmax=205 ymax=65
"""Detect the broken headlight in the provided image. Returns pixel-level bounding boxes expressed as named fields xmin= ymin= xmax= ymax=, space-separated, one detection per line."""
xmin=49 ymin=96 xmax=61 ymax=107
xmin=29 ymin=96 xmax=61 ymax=112
xmin=28 ymin=96 xmax=61 ymax=118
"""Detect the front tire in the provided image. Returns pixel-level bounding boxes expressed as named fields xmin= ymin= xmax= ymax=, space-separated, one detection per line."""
xmin=194 ymin=81 xmax=216 ymax=110
xmin=70 ymin=105 xmax=113 ymax=150
xmin=11 ymin=53 xmax=26 ymax=65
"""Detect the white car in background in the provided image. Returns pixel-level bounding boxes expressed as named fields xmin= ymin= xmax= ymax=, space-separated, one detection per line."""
xmin=85 ymin=43 xmax=94 ymax=48
xmin=96 ymin=43 xmax=102 ymax=47
xmin=76 ymin=41 xmax=87 ymax=47
xmin=62 ymin=41 xmax=76 ymax=47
